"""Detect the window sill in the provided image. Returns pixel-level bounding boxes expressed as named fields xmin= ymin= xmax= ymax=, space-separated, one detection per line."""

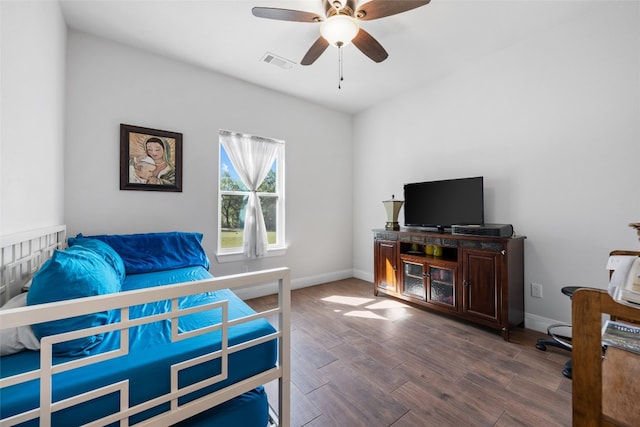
xmin=215 ymin=247 xmax=287 ymax=263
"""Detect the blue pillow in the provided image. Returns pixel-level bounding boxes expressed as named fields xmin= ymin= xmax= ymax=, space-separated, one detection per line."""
xmin=81 ymin=232 xmax=210 ymax=274
xmin=27 ymin=246 xmax=120 ymax=356
xmin=67 ymin=237 xmax=126 ymax=283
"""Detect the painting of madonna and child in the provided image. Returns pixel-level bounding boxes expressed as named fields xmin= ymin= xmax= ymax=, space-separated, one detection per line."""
xmin=120 ymin=124 xmax=183 ymax=192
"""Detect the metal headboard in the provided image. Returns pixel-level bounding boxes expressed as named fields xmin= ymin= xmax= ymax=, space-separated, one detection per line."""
xmin=0 ymin=225 xmax=66 ymax=305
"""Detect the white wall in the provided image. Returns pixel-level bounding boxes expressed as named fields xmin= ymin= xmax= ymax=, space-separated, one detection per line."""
xmin=352 ymin=2 xmax=640 ymax=331
xmin=64 ymin=31 xmax=354 ymax=287
xmin=0 ymin=0 xmax=66 ymax=235
xmin=4 ymin=1 xmax=639 ymax=331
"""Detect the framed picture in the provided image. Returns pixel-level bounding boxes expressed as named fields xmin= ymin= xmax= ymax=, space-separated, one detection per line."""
xmin=120 ymin=124 xmax=182 ymax=192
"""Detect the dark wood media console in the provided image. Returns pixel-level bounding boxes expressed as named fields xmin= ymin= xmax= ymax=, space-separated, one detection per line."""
xmin=373 ymin=228 xmax=525 ymax=340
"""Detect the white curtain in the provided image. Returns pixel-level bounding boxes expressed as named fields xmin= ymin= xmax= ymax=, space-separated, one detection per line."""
xmin=220 ymin=130 xmax=280 ymax=258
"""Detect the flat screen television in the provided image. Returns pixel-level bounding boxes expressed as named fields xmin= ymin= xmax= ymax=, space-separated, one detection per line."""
xmin=403 ymin=176 xmax=484 ymax=232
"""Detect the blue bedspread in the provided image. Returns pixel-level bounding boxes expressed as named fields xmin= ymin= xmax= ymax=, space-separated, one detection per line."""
xmin=0 ymin=267 xmax=276 ymax=426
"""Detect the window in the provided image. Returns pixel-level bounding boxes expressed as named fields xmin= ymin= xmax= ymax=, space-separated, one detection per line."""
xmin=217 ymin=130 xmax=285 ymax=260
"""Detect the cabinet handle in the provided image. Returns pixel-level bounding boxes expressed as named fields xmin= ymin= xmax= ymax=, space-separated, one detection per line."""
xmin=463 ymin=280 xmax=470 ymax=286
xmin=501 ymin=250 xmax=506 ymax=255
xmin=423 ymin=272 xmax=430 ymax=278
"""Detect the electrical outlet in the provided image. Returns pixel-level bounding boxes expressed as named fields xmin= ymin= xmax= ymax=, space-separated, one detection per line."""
xmin=531 ymin=283 xmax=543 ymax=298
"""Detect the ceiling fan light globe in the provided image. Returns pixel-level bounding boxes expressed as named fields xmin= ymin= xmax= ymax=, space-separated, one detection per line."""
xmin=320 ymin=15 xmax=359 ymax=47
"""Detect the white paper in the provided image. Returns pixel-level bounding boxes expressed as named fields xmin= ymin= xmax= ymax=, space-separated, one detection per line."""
xmin=607 ymin=255 xmax=637 ymax=271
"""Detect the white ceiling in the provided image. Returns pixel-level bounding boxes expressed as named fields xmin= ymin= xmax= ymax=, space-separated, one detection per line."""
xmin=59 ymin=0 xmax=603 ymax=114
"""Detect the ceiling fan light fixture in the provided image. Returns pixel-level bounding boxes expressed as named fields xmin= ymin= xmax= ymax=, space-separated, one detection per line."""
xmin=320 ymin=15 xmax=359 ymax=47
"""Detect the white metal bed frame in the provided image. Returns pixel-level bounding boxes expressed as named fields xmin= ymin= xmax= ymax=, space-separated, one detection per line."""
xmin=0 ymin=225 xmax=291 ymax=427
xmin=0 ymin=225 xmax=67 ymax=305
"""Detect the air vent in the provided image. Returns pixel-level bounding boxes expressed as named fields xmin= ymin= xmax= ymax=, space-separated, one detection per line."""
xmin=261 ymin=52 xmax=295 ymax=70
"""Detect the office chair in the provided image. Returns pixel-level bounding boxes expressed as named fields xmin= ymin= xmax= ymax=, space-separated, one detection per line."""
xmin=535 ymin=286 xmax=582 ymax=379
xmin=536 ymin=248 xmax=640 ymax=379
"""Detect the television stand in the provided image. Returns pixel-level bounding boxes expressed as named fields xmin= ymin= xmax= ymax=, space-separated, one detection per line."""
xmin=373 ymin=228 xmax=525 ymax=341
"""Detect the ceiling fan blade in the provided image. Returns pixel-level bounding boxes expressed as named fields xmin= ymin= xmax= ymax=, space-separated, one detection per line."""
xmin=252 ymin=7 xmax=322 ymax=23
xmin=352 ymin=28 xmax=388 ymax=63
xmin=301 ymin=37 xmax=330 ymax=65
xmin=356 ymin=0 xmax=430 ymax=21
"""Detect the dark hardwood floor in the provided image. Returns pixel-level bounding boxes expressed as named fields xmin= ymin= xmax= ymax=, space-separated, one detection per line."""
xmin=247 ymin=278 xmax=572 ymax=427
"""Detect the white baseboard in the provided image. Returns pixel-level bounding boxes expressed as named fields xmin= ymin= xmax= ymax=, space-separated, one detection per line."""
xmin=524 ymin=312 xmax=566 ymax=334
xmin=235 ymin=269 xmax=354 ymax=300
xmin=352 ymin=268 xmax=373 ymax=283
xmin=291 ymin=269 xmax=354 ymax=290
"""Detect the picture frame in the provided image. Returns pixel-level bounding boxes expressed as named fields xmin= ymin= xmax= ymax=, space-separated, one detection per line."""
xmin=120 ymin=124 xmax=183 ymax=192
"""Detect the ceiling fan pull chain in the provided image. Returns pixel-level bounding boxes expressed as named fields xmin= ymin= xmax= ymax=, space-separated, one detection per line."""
xmin=337 ymin=41 xmax=344 ymax=89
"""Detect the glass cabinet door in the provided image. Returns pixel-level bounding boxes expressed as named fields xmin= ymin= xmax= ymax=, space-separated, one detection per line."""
xmin=427 ymin=265 xmax=455 ymax=307
xmin=402 ymin=261 xmax=426 ymax=300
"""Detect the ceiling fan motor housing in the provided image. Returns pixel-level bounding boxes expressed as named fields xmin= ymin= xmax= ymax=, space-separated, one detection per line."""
xmin=325 ymin=0 xmax=357 ymax=18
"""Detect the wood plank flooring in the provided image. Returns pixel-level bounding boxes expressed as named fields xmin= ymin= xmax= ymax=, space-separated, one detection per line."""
xmin=246 ymin=278 xmax=572 ymax=427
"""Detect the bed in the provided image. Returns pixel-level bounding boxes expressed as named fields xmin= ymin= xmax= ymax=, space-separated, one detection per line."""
xmin=0 ymin=225 xmax=290 ymax=426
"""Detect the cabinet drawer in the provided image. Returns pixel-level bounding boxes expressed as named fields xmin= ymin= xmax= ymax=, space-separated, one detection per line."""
xmin=459 ymin=240 xmax=504 ymax=252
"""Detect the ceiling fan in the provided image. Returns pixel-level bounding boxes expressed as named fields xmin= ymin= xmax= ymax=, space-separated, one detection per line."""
xmin=252 ymin=0 xmax=430 ymax=66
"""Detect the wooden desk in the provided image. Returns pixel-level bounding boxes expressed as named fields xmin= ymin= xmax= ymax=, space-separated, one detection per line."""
xmin=572 ymin=288 xmax=640 ymax=426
